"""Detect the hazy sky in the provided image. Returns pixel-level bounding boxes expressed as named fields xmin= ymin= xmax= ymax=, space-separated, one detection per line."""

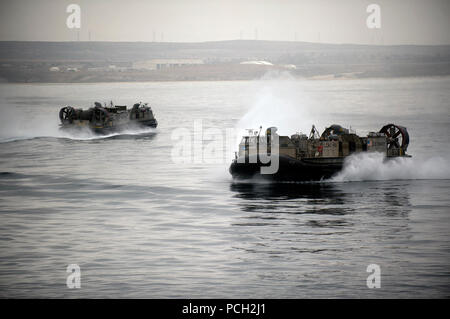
xmin=0 ymin=0 xmax=449 ymax=45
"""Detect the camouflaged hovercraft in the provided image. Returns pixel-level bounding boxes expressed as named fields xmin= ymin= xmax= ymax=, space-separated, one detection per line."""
xmin=230 ymin=124 xmax=411 ymax=181
xmin=59 ymin=101 xmax=157 ymax=134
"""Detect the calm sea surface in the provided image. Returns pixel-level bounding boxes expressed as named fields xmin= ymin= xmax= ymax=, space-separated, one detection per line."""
xmin=0 ymin=77 xmax=449 ymax=298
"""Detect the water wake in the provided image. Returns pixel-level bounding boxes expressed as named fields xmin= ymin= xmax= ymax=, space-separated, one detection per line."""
xmin=331 ymin=152 xmax=450 ymax=182
xmin=58 ymin=127 xmax=158 ymax=141
xmin=0 ymin=126 xmax=158 ymax=143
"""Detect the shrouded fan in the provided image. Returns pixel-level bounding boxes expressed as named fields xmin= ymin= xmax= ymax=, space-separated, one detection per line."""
xmin=59 ymin=106 xmax=75 ymax=124
xmin=379 ymin=124 xmax=409 ymax=151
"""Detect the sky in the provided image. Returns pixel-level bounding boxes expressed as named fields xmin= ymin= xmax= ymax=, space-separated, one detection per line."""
xmin=0 ymin=0 xmax=449 ymax=45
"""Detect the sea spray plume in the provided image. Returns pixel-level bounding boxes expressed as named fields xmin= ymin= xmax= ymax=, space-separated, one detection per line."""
xmin=0 ymin=102 xmax=61 ymax=141
xmin=332 ymin=152 xmax=450 ymax=182
xmin=236 ymin=72 xmax=325 ymax=139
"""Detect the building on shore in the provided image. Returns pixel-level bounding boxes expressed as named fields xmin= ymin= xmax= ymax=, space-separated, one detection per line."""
xmin=240 ymin=60 xmax=273 ymax=66
xmin=132 ymin=59 xmax=204 ymax=70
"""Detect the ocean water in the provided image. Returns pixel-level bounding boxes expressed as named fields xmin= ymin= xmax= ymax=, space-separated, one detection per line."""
xmin=0 ymin=77 xmax=449 ymax=298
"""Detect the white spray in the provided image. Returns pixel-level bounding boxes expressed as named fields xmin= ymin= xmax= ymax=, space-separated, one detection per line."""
xmin=235 ymin=72 xmax=327 ymax=138
xmin=332 ymin=152 xmax=450 ymax=182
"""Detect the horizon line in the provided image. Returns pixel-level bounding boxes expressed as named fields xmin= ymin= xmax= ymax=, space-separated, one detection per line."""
xmin=0 ymin=39 xmax=449 ymax=47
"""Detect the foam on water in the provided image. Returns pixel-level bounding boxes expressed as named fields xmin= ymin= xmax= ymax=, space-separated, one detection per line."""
xmin=0 ymin=127 xmax=158 ymax=143
xmin=331 ymin=152 xmax=450 ymax=182
xmin=58 ymin=126 xmax=158 ymax=141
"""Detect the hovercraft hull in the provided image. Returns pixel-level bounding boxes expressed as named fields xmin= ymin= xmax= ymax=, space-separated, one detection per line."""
xmin=229 ymin=154 xmax=344 ymax=181
xmin=60 ymin=118 xmax=158 ymax=135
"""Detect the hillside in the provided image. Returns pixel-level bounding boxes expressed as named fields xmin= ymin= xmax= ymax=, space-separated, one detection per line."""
xmin=1 ymin=40 xmax=449 ymax=82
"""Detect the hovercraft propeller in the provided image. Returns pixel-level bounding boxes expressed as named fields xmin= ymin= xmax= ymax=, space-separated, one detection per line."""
xmin=59 ymin=106 xmax=75 ymax=124
xmin=379 ymin=124 xmax=409 ymax=152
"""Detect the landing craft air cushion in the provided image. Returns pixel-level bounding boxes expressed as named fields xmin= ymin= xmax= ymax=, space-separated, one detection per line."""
xmin=229 ymin=124 xmax=411 ymax=181
xmin=59 ymin=101 xmax=157 ymax=134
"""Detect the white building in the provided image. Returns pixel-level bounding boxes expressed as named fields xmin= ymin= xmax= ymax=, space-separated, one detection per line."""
xmin=132 ymin=59 xmax=204 ymax=70
xmin=240 ymin=61 xmax=273 ymax=66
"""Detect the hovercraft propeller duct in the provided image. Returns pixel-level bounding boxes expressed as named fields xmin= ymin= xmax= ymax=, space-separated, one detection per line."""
xmin=379 ymin=124 xmax=409 ymax=152
xmin=59 ymin=106 xmax=75 ymax=124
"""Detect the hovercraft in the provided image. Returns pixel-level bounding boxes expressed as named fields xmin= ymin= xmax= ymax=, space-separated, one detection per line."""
xmin=229 ymin=124 xmax=411 ymax=181
xmin=59 ymin=101 xmax=157 ymax=134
